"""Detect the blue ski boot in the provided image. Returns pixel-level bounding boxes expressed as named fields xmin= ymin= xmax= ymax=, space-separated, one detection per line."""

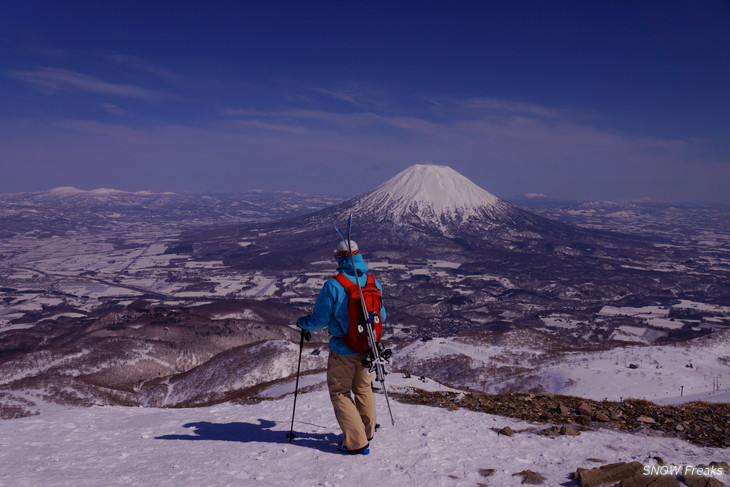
xmin=338 ymin=441 xmax=370 ymax=455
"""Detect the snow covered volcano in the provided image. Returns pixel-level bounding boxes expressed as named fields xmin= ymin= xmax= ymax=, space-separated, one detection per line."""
xmin=299 ymin=163 xmax=571 ymax=244
xmin=353 ymin=164 xmax=510 ymax=228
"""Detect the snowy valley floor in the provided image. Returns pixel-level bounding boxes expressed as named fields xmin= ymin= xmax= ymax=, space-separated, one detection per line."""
xmin=0 ymin=389 xmax=726 ymax=487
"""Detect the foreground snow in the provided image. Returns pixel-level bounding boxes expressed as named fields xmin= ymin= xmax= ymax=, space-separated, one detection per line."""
xmin=1 ymin=389 xmax=725 ymax=487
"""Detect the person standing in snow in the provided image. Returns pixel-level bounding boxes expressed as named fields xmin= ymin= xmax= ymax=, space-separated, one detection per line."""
xmin=297 ymin=240 xmax=386 ymax=455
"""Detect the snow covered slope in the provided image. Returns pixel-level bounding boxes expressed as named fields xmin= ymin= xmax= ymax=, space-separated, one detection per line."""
xmin=0 ymin=390 xmax=725 ymax=487
xmin=395 ymin=329 xmax=730 ymax=404
xmin=142 ymin=340 xmax=325 ymax=407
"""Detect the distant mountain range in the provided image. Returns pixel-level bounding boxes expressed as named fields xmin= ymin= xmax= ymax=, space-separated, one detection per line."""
xmin=0 ymin=188 xmax=346 ymax=237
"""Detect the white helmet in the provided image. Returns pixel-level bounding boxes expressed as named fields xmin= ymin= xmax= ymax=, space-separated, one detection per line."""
xmin=334 ymin=240 xmax=359 ymax=258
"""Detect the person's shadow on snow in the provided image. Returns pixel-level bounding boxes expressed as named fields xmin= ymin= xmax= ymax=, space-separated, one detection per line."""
xmin=155 ymin=419 xmax=334 ymax=453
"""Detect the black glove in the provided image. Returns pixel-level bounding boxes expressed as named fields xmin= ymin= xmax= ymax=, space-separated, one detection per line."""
xmin=296 ymin=316 xmax=312 ymax=342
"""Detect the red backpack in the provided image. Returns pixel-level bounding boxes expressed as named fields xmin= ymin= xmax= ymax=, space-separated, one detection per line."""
xmin=333 ymin=273 xmax=383 ymax=353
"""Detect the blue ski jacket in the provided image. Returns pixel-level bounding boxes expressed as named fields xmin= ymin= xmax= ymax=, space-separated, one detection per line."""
xmin=297 ymin=253 xmax=386 ymax=355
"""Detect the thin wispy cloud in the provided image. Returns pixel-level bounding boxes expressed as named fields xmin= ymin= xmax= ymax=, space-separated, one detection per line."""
xmin=107 ymin=54 xmax=182 ymax=81
xmin=222 ymin=107 xmax=384 ymax=131
xmin=460 ymin=97 xmax=565 ymax=118
xmin=444 ymin=97 xmax=596 ymax=122
xmin=220 ymin=97 xmax=593 ymax=141
xmin=8 ymin=67 xmax=165 ymax=102
xmin=232 ymin=119 xmax=313 ymax=135
xmin=99 ymin=103 xmax=132 ymax=117
xmin=20 ymin=45 xmax=70 ymax=60
xmin=222 ymin=92 xmax=593 ymax=136
xmin=314 ymin=88 xmax=361 ymax=106
xmin=221 ymin=108 xmax=265 ymax=117
xmin=312 ymin=86 xmax=394 ymax=111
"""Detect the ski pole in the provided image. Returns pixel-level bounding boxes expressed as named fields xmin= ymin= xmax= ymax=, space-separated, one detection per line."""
xmin=286 ymin=329 xmax=307 ymax=441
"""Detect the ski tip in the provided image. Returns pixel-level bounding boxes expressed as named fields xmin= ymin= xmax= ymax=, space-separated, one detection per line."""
xmin=333 ymin=224 xmax=345 ymax=239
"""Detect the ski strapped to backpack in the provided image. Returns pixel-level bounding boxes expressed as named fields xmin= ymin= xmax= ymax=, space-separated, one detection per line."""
xmin=332 ymin=273 xmax=383 ymax=354
xmin=334 ymin=214 xmax=395 ymax=426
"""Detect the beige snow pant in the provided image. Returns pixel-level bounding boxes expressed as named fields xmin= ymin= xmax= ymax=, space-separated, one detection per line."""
xmin=327 ymin=350 xmax=376 ymax=451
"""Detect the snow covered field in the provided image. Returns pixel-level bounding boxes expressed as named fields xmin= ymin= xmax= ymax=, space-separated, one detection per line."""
xmin=0 ymin=389 xmax=726 ymax=487
xmin=0 ymin=229 xmax=338 ymax=329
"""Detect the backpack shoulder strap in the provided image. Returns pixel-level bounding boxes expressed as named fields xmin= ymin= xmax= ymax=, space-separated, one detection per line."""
xmin=333 ymin=273 xmax=356 ymax=291
xmin=364 ymin=273 xmax=376 ymax=288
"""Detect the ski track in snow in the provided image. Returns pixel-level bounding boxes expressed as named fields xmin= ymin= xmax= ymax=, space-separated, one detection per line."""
xmin=0 ymin=389 xmax=725 ymax=487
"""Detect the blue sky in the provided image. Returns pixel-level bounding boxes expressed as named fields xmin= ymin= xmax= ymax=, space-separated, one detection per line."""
xmin=2 ymin=1 xmax=729 ymax=203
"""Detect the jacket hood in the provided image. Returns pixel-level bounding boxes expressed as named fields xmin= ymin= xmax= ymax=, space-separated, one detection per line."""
xmin=336 ymin=253 xmax=368 ymax=276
